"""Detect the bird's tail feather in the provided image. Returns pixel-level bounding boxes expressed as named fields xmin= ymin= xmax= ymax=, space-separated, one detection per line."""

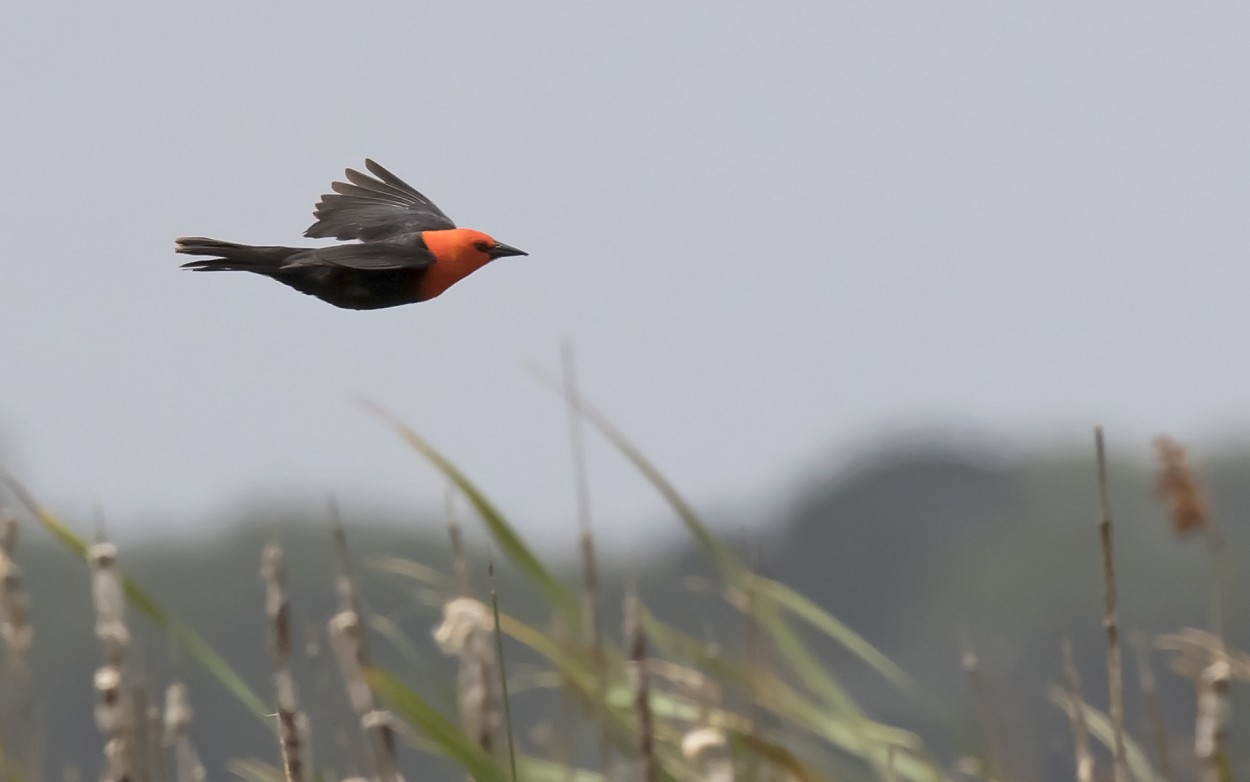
xmin=175 ymin=237 xmax=300 ymax=272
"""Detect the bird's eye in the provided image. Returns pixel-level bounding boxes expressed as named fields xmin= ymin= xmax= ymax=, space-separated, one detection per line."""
xmin=475 ymin=240 xmax=492 ymax=252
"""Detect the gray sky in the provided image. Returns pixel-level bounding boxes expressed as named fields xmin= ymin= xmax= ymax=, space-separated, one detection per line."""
xmin=3 ymin=3 xmax=1249 ymax=546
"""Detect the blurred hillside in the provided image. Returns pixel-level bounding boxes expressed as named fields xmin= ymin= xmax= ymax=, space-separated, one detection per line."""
xmin=1 ymin=441 xmax=1245 ymax=779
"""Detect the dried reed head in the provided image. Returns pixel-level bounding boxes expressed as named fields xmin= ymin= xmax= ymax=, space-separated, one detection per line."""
xmin=261 ymin=544 xmax=305 ymax=782
xmin=682 ymin=727 xmax=734 ymax=782
xmin=328 ymin=609 xmax=374 ymax=716
xmin=433 ymin=597 xmax=498 ymax=752
xmin=164 ymin=682 xmax=207 ymax=782
xmin=681 ymin=727 xmax=725 ymax=759
xmin=1195 ymin=660 xmax=1232 ymax=761
xmin=1156 ymin=629 xmax=1250 ymax=682
xmin=89 ymin=542 xmax=129 ymax=662
xmin=93 ymin=665 xmax=127 ymax=735
xmin=163 ymin=682 xmax=193 ymax=741
xmin=1152 ymin=436 xmax=1209 ymax=536
xmin=433 ymin=597 xmax=493 ymax=656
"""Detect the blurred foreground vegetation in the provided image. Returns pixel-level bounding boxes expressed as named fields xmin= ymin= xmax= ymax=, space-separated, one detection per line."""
xmin=0 ymin=423 xmax=1247 ymax=782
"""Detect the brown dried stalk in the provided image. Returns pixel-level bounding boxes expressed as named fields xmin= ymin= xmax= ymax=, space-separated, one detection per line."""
xmin=328 ymin=522 xmax=400 ymax=782
xmin=331 ymin=504 xmax=371 ymax=663
xmin=163 ymin=682 xmax=206 ymax=782
xmin=563 ymin=342 xmax=607 ymax=771
xmin=1130 ymin=633 xmax=1174 ymax=782
xmin=328 ymin=610 xmax=401 ymax=782
xmin=1156 ymin=629 xmax=1248 ymax=782
xmin=130 ymin=684 xmax=154 ymax=782
xmin=147 ymin=693 xmax=166 ymax=782
xmin=960 ymin=635 xmax=1003 ymax=782
xmin=446 ymin=490 xmax=472 ymax=598
xmin=90 ymin=541 xmax=137 ymax=782
xmin=263 ymin=545 xmax=305 ymax=782
xmin=1060 ymin=639 xmax=1094 ymax=782
xmin=0 ymin=511 xmax=32 ymax=669
xmin=1194 ymin=660 xmax=1232 ymax=782
xmin=625 ymin=590 xmax=657 ymax=782
xmin=1093 ymin=427 xmax=1128 ymax=782
xmin=562 ymin=343 xmax=601 ymax=650
xmin=488 ymin=561 xmax=517 ymax=781
xmin=0 ymin=510 xmax=36 ymax=778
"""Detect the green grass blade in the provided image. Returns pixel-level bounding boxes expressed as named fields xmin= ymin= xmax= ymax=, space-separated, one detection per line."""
xmin=529 ymin=372 xmax=742 ymax=580
xmin=367 ymin=668 xmax=508 ymax=782
xmin=493 ymin=611 xmax=686 ymax=781
xmin=752 ymin=597 xmax=863 ymax=718
xmin=533 ymin=375 xmax=911 ymax=690
xmin=489 ymin=561 xmax=519 ymax=782
xmin=516 ymin=756 xmax=606 ymax=782
xmin=644 ymin=612 xmax=940 ymax=782
xmin=0 ymin=743 xmax=32 ymax=782
xmin=360 ymin=400 xmax=578 ymax=620
xmin=734 ymin=731 xmax=841 ymax=782
xmin=227 ymin=759 xmax=284 ymax=782
xmin=1 ymin=471 xmax=269 ymax=719
xmin=1049 ymin=688 xmax=1162 ymax=782
xmin=750 ymin=575 xmax=911 ymax=689
xmin=120 ymin=577 xmax=269 ymax=716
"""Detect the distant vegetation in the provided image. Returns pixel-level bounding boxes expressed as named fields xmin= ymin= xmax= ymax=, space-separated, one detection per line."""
xmin=0 ymin=401 xmax=1246 ymax=782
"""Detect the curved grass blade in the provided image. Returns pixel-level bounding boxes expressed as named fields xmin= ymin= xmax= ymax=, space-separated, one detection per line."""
xmin=371 ymin=557 xmax=450 ymax=592
xmin=1050 ymin=688 xmax=1162 ymax=782
xmin=750 ymin=575 xmax=910 ymax=689
xmin=752 ymin=596 xmax=864 ymax=717
xmin=734 ymin=731 xmax=840 ymax=782
xmin=516 ymin=756 xmax=606 ymax=782
xmin=644 ymin=612 xmax=941 ymax=782
xmin=227 ymin=759 xmax=284 ymax=782
xmin=359 ymin=399 xmax=578 ymax=621
xmin=531 ymin=371 xmax=910 ymax=690
xmin=0 ymin=744 xmax=31 ymax=782
xmin=489 ymin=560 xmax=519 ymax=781
xmin=367 ymin=668 xmax=507 ymax=782
xmin=493 ymin=611 xmax=686 ymax=781
xmin=1 ymin=471 xmax=269 ymax=719
xmin=528 ymin=371 xmax=741 ymax=580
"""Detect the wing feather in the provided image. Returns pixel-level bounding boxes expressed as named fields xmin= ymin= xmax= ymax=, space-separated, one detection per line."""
xmin=282 ymin=242 xmax=436 ymax=272
xmin=304 ymin=159 xmax=456 ymax=242
xmin=342 ymin=168 xmax=415 ymax=202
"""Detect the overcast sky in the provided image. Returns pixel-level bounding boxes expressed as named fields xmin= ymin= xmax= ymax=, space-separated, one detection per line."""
xmin=3 ymin=3 xmax=1249 ymax=548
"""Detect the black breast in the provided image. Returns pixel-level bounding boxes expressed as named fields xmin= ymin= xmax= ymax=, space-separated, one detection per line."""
xmin=274 ymin=266 xmax=426 ymax=310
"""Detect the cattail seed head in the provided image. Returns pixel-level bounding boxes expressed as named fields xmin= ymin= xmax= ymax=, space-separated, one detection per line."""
xmin=89 ymin=542 xmax=129 ymax=658
xmin=1195 ymin=660 xmax=1232 ymax=760
xmin=1152 ymin=436 xmax=1209 ymax=536
xmin=433 ymin=597 xmax=493 ymax=656
xmin=681 ymin=727 xmax=726 ymax=760
xmin=163 ymin=682 xmax=193 ymax=739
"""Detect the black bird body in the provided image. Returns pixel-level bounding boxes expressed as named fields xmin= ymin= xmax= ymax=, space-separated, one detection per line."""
xmin=176 ymin=160 xmax=526 ymax=309
xmin=175 ymin=238 xmax=440 ymax=310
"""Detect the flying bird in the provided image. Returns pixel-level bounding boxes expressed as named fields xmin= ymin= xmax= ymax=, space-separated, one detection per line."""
xmin=175 ymin=159 xmax=527 ymax=309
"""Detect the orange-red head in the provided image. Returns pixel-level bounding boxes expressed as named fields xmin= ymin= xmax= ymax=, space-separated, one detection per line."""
xmin=418 ymin=228 xmax=527 ymax=300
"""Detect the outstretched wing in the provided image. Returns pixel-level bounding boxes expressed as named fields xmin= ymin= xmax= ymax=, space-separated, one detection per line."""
xmin=304 ymin=159 xmax=456 ymax=242
xmin=283 ymin=242 xmax=437 ymax=271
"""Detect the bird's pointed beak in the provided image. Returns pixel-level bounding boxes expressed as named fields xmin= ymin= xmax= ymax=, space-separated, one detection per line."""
xmin=489 ymin=241 xmax=528 ymax=259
